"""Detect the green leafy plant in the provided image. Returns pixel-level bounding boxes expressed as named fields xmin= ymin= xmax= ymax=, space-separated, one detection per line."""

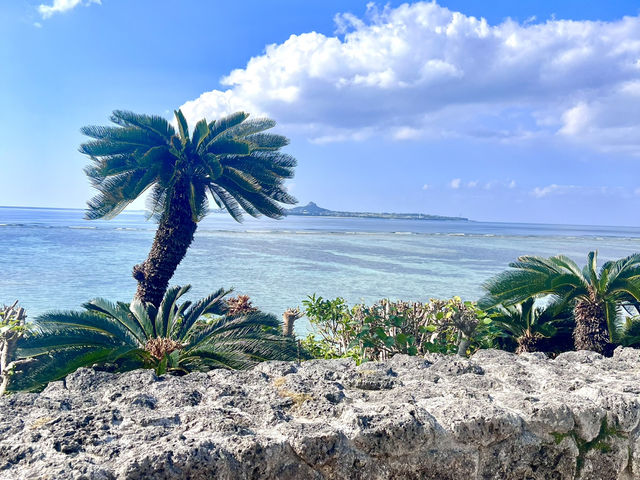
xmin=419 ymin=297 xmax=491 ymax=356
xmin=481 ymin=252 xmax=640 ymax=355
xmin=81 ymin=110 xmax=297 ymax=307
xmin=301 ymin=295 xmax=490 ymax=362
xmin=300 ymin=296 xmax=359 ymax=360
xmin=10 ymin=286 xmax=297 ymax=392
xmin=488 ymin=298 xmax=573 ymax=354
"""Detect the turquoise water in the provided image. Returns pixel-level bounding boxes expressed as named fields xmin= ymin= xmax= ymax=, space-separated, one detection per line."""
xmin=1 ymin=206 xmax=639 ymax=335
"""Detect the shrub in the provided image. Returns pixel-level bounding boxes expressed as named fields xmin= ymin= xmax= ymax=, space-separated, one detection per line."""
xmin=301 ymin=295 xmax=491 ymax=363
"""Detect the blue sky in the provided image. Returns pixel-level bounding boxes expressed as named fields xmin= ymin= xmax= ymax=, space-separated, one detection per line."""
xmin=2 ymin=1 xmax=640 ymax=226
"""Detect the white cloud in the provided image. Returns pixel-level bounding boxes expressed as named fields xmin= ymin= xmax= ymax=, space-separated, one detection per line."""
xmin=531 ymin=184 xmax=626 ymax=198
xmin=467 ymin=180 xmax=478 ymax=188
xmin=38 ymin=0 xmax=100 ymax=19
xmin=558 ymin=81 xmax=640 ymax=155
xmin=449 ymin=178 xmax=461 ymax=189
xmin=422 ymin=184 xmax=430 ymax=190
xmin=180 ymin=2 xmax=640 ymax=152
xmin=508 ymin=180 xmax=516 ymax=189
xmin=532 ymin=184 xmax=568 ymax=198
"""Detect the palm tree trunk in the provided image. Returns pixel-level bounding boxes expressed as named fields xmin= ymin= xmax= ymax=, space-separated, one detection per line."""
xmin=516 ymin=332 xmax=544 ymax=354
xmin=573 ymin=299 xmax=612 ymax=355
xmin=133 ymin=183 xmax=197 ymax=308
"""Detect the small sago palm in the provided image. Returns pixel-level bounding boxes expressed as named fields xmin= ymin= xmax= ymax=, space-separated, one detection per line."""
xmin=10 ymin=286 xmax=297 ymax=392
xmin=489 ymin=298 xmax=571 ymax=354
xmin=81 ymin=110 xmax=297 ymax=307
xmin=481 ymin=251 xmax=640 ymax=355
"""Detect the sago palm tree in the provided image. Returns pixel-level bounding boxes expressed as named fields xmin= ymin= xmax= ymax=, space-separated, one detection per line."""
xmin=9 ymin=286 xmax=298 ymax=392
xmin=489 ymin=298 xmax=572 ymax=354
xmin=81 ymin=110 xmax=297 ymax=307
xmin=481 ymin=251 xmax=640 ymax=355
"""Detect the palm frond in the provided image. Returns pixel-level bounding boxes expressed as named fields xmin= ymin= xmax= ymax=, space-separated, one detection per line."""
xmin=110 ymin=110 xmax=175 ymax=140
xmin=174 ymin=109 xmax=190 ymax=143
xmin=156 ymin=285 xmax=191 ymax=337
xmin=84 ymin=298 xmax=148 ymax=344
xmin=204 ymin=112 xmax=250 ymax=146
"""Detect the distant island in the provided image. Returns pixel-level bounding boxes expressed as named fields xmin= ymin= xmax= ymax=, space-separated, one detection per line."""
xmin=285 ymin=202 xmax=469 ymax=221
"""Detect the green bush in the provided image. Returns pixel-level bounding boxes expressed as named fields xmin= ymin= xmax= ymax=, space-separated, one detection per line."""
xmin=301 ymin=295 xmax=493 ymax=363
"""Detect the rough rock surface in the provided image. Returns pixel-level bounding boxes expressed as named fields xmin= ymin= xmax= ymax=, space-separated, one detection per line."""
xmin=2 ymin=348 xmax=640 ymax=479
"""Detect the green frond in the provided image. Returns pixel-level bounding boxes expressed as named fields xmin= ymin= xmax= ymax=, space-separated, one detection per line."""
xmin=174 ymin=109 xmax=190 ymax=142
xmin=176 ymin=288 xmax=230 ymax=340
xmin=33 ymin=310 xmax=140 ymax=347
xmin=145 ymin=184 xmax=168 ymax=222
xmin=205 ymin=112 xmax=250 ymax=144
xmin=208 ymin=185 xmax=244 ymax=221
xmin=244 ymin=133 xmax=289 ymax=151
xmin=216 ymin=178 xmax=284 ymax=219
xmin=207 ymin=139 xmax=250 ymax=155
xmin=8 ymin=346 xmax=136 ymax=392
xmin=84 ymin=298 xmax=147 ymax=344
xmin=129 ymin=300 xmax=155 ymax=338
xmin=204 ymin=154 xmax=223 ymax=180
xmin=191 ymin=119 xmax=210 ymax=152
xmin=224 ymin=118 xmax=276 ymax=139
xmin=85 ymin=191 xmax=134 ymax=221
xmin=110 ymin=110 xmax=175 ymax=139
xmin=224 ymin=167 xmax=261 ymax=192
xmin=156 ymin=285 xmax=191 ymax=337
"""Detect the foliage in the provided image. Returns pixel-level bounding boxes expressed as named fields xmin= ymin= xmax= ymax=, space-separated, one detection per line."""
xmin=301 ymin=295 xmax=491 ymax=363
xmin=487 ymin=298 xmax=574 ymax=354
xmin=614 ymin=303 xmax=640 ymax=347
xmin=81 ymin=110 xmax=297 ymax=223
xmin=480 ymin=251 xmax=640 ymax=353
xmin=9 ymin=286 xmax=297 ymax=392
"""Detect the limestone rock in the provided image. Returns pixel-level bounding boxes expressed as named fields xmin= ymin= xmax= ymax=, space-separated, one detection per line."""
xmin=2 ymin=348 xmax=640 ymax=479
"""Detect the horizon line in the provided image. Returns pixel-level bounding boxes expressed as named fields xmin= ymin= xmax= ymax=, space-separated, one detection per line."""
xmin=1 ymin=204 xmax=639 ymax=230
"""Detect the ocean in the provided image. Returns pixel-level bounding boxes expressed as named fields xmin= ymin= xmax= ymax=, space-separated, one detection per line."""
xmin=2 ymin=206 xmax=639 ymax=335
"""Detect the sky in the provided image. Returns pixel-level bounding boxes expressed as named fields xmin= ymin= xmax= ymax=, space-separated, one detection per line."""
xmin=2 ymin=0 xmax=640 ymax=226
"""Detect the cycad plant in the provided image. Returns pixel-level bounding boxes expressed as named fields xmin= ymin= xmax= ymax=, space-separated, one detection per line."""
xmin=81 ymin=110 xmax=297 ymax=307
xmin=489 ymin=298 xmax=572 ymax=354
xmin=481 ymin=251 xmax=640 ymax=355
xmin=9 ymin=286 xmax=297 ymax=392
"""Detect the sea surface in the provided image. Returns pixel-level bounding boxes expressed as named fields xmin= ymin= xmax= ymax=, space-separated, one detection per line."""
xmin=2 ymin=206 xmax=640 ymax=335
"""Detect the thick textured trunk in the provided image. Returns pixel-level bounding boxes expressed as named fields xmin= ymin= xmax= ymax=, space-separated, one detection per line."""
xmin=133 ymin=184 xmax=197 ymax=308
xmin=573 ymin=298 xmax=612 ymax=356
xmin=516 ymin=332 xmax=544 ymax=354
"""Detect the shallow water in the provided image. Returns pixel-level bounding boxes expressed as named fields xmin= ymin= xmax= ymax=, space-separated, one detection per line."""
xmin=1 ymin=206 xmax=639 ymax=335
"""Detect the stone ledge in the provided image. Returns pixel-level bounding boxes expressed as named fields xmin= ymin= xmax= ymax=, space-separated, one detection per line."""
xmin=1 ymin=348 xmax=640 ymax=479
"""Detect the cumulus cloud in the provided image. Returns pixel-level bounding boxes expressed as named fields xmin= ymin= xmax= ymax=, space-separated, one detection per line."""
xmin=180 ymin=1 xmax=640 ymax=152
xmin=38 ymin=0 xmax=100 ymax=19
xmin=449 ymin=178 xmax=461 ymax=189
